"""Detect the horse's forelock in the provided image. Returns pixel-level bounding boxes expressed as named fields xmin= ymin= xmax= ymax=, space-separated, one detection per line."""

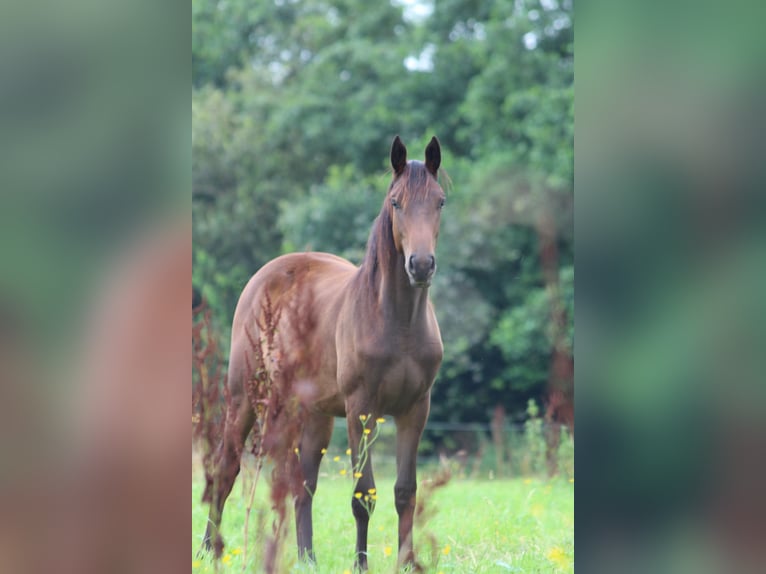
xmin=388 ymin=161 xmax=441 ymax=208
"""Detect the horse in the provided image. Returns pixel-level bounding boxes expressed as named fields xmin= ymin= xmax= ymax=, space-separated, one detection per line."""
xmin=201 ymin=136 xmax=446 ymax=571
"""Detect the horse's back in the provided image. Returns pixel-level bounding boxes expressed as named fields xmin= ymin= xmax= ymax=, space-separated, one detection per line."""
xmin=232 ymin=252 xmax=356 ymax=334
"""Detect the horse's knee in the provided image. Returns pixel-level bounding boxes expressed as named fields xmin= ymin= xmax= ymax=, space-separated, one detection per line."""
xmin=220 ymin=458 xmax=241 ymax=487
xmin=303 ymin=474 xmax=318 ymax=495
xmin=351 ymin=496 xmax=371 ymax=521
xmin=394 ymin=484 xmax=416 ymax=516
xmin=296 ymin=482 xmax=315 ymax=513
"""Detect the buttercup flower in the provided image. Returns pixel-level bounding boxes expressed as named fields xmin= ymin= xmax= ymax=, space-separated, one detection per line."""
xmin=547 ymin=546 xmax=568 ymax=568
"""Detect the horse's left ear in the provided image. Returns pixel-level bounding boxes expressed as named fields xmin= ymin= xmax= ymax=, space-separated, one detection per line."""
xmin=425 ymin=136 xmax=441 ymax=176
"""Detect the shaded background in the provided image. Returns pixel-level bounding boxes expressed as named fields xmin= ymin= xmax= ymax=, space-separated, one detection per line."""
xmin=576 ymin=1 xmax=766 ymax=573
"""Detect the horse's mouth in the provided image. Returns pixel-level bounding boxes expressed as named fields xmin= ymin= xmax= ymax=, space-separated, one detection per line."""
xmin=408 ymin=276 xmax=432 ymax=288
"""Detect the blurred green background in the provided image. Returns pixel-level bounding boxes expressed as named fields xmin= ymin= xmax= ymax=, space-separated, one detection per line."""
xmin=192 ymin=0 xmax=574 ymax=429
xmin=576 ymin=1 xmax=766 ymax=573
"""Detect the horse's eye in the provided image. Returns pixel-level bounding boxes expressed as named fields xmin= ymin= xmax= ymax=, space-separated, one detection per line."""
xmin=438 ymin=198 xmax=445 ymax=209
xmin=391 ymin=198 xmax=401 ymax=209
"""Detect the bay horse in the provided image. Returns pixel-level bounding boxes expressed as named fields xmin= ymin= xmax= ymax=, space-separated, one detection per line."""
xmin=202 ymin=136 xmax=445 ymax=570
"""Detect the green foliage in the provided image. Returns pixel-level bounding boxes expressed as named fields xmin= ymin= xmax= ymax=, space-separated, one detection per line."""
xmin=490 ymin=265 xmax=574 ymax=394
xmin=192 ymin=0 xmax=573 ymax=422
xmin=277 ymin=165 xmax=383 ymax=262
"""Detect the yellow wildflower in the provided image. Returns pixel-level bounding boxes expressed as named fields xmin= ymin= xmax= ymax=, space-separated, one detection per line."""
xmin=371 ymin=494 xmax=378 ymax=500
xmin=354 ymin=471 xmax=363 ymax=478
xmin=222 ymin=554 xmax=232 ymax=564
xmin=346 ymin=448 xmax=352 ymax=455
xmin=363 ymin=428 xmax=371 ymax=435
xmin=547 ymin=546 xmax=568 ymax=568
xmin=384 ymin=546 xmax=392 ymax=557
xmin=360 ymin=414 xmax=368 ymax=422
xmin=231 ymin=548 xmax=241 ymax=555
xmin=321 ymin=448 xmax=327 ymax=454
xmin=333 ymin=455 xmax=340 ymax=462
xmin=368 ymin=488 xmax=376 ymax=494
xmin=354 ymin=492 xmax=362 ymax=499
xmin=340 ymin=469 xmax=347 ymax=476
xmin=294 ymin=447 xmax=299 ymax=454
xmin=192 ymin=560 xmax=201 ymax=568
xmin=376 ymin=417 xmax=386 ymax=424
xmin=442 ymin=544 xmax=451 ymax=556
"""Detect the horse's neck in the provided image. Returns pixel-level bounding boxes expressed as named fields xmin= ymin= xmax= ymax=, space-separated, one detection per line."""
xmin=378 ymin=253 xmax=430 ymax=327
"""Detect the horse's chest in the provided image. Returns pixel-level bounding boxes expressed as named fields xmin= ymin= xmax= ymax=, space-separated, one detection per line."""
xmin=356 ymin=342 xmax=442 ymax=412
xmin=379 ymin=355 xmax=428 ymax=388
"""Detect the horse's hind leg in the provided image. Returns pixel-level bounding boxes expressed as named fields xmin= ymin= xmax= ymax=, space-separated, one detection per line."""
xmin=295 ymin=414 xmax=333 ymax=563
xmin=200 ymin=392 xmax=254 ymax=555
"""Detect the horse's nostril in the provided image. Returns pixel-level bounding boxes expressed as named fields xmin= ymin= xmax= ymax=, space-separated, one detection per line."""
xmin=408 ymin=255 xmax=415 ymax=272
xmin=429 ymin=255 xmax=436 ymax=271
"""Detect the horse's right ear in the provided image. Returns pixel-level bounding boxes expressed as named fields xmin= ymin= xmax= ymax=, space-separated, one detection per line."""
xmin=390 ymin=135 xmax=407 ymax=176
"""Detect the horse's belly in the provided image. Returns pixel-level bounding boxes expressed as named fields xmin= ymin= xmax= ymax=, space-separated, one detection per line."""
xmin=312 ymin=382 xmax=346 ymax=417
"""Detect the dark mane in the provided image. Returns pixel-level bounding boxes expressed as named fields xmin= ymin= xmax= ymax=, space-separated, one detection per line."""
xmin=354 ymin=161 xmax=441 ymax=298
xmin=354 ymin=191 xmax=396 ymax=299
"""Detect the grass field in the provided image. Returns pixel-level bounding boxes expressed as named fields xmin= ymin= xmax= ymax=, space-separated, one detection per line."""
xmin=192 ymin=456 xmax=573 ymax=573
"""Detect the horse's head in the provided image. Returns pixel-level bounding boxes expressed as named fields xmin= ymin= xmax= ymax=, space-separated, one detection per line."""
xmin=388 ymin=136 xmax=445 ymax=287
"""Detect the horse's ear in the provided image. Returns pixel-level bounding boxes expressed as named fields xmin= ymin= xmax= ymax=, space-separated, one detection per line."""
xmin=425 ymin=136 xmax=441 ymax=176
xmin=391 ymin=135 xmax=407 ymax=176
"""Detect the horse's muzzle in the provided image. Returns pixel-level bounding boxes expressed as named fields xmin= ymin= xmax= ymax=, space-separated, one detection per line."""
xmin=407 ymin=253 xmax=436 ymax=286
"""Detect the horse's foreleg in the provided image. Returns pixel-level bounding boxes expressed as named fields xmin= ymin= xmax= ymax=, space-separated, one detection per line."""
xmin=346 ymin=404 xmax=378 ymax=571
xmin=295 ymin=415 xmax=333 ymax=563
xmin=200 ymin=398 xmax=254 ymax=556
xmin=394 ymin=397 xmax=430 ymax=570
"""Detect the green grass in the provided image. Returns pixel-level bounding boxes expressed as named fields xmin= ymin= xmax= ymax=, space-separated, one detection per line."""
xmin=192 ymin=457 xmax=573 ymax=573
